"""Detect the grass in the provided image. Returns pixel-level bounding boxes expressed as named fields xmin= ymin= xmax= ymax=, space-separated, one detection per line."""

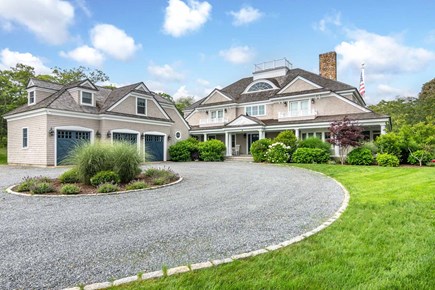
xmin=109 ymin=165 xmax=434 ymax=289
xmin=0 ymin=147 xmax=6 ymax=164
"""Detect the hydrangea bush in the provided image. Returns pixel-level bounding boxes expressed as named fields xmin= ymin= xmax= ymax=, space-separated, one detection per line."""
xmin=265 ymin=142 xmax=291 ymax=163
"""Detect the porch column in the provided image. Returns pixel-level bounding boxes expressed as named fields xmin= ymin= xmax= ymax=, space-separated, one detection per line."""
xmin=321 ymin=131 xmax=325 ymax=142
xmin=334 ymin=145 xmax=339 ymax=157
xmin=380 ymin=124 xmax=386 ymax=135
xmin=203 ymin=133 xmax=207 ymax=141
xmin=258 ymin=129 xmax=265 ymax=139
xmin=294 ymin=128 xmax=300 ymax=139
xmin=225 ymin=132 xmax=232 ymax=156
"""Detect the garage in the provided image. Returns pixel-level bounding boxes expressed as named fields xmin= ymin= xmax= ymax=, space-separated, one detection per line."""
xmin=56 ymin=130 xmax=91 ymax=165
xmin=112 ymin=132 xmax=137 ymax=145
xmin=145 ymin=134 xmax=164 ymax=161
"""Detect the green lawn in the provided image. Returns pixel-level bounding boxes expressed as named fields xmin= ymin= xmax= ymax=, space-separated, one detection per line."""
xmin=111 ymin=165 xmax=434 ymax=290
xmin=0 ymin=147 xmax=6 ymax=164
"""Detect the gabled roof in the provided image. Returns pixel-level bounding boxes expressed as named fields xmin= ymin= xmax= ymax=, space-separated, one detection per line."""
xmin=185 ymin=68 xmax=356 ymax=111
xmin=27 ymin=78 xmax=63 ymax=90
xmin=226 ymin=114 xmax=265 ymax=127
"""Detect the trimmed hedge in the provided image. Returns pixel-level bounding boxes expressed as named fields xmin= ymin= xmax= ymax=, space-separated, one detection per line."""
xmin=376 ymin=153 xmax=400 ymax=167
xmin=298 ymin=137 xmax=331 ymax=152
xmin=274 ymin=131 xmax=297 ymax=156
xmin=198 ymin=139 xmax=226 ymax=161
xmin=292 ymin=148 xmax=330 ymax=164
xmin=169 ymin=137 xmax=199 ymax=161
xmin=347 ymin=147 xmax=374 ymax=165
xmin=250 ymin=138 xmax=273 ymax=162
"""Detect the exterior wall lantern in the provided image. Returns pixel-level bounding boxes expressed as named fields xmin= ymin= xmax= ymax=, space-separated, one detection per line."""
xmin=141 ymin=133 xmax=145 ymax=140
xmin=106 ymin=131 xmax=111 ymax=138
xmin=167 ymin=135 xmax=172 ymax=141
xmin=224 ymin=108 xmax=227 ymax=113
xmin=205 ymin=110 xmax=209 ymax=114
xmin=311 ymin=98 xmax=315 ymax=104
xmin=48 ymin=127 xmax=54 ymax=137
xmin=96 ymin=130 xmax=101 ymax=138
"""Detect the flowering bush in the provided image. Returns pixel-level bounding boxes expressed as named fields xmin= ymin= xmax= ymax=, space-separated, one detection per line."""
xmin=250 ymin=138 xmax=273 ymax=162
xmin=265 ymin=142 xmax=291 ymax=163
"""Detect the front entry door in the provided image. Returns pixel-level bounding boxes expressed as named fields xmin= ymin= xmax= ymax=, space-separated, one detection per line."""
xmin=247 ymin=133 xmax=259 ymax=154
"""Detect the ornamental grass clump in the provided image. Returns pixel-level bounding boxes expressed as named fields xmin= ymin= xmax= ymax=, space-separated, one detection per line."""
xmin=265 ymin=142 xmax=291 ymax=163
xmin=111 ymin=141 xmax=142 ymax=183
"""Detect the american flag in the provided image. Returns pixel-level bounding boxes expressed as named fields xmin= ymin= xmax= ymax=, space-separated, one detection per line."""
xmin=359 ymin=65 xmax=366 ymax=96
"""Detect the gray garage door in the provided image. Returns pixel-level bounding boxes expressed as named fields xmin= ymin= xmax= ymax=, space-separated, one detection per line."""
xmin=57 ymin=130 xmax=90 ymax=165
xmin=112 ymin=132 xmax=137 ymax=145
xmin=145 ymin=134 xmax=164 ymax=161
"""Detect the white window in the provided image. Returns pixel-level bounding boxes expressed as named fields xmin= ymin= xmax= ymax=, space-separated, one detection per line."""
xmin=81 ymin=91 xmax=93 ymax=105
xmin=28 ymin=91 xmax=35 ymax=104
xmin=211 ymin=110 xmax=223 ymax=120
xmin=137 ymin=98 xmax=147 ymax=115
xmin=247 ymin=82 xmax=273 ymax=92
xmin=289 ymin=100 xmax=310 ymax=116
xmin=245 ymin=105 xmax=265 ymax=116
xmin=175 ymin=131 xmax=181 ymax=139
xmin=22 ymin=128 xmax=28 ymax=148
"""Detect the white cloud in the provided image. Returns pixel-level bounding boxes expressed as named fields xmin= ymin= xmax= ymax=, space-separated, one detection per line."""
xmin=60 ymin=45 xmax=105 ymax=67
xmin=219 ymin=46 xmax=255 ymax=64
xmin=173 ymin=85 xmax=190 ymax=99
xmin=229 ymin=6 xmax=262 ymax=26
xmin=0 ymin=0 xmax=74 ymax=45
xmin=91 ymin=24 xmax=141 ymax=61
xmin=196 ymin=78 xmax=210 ymax=86
xmin=336 ymin=29 xmax=435 ymax=76
xmin=75 ymin=0 xmax=91 ymax=17
xmin=0 ymin=48 xmax=51 ymax=74
xmin=147 ymin=64 xmax=184 ymax=81
xmin=145 ymin=80 xmax=166 ymax=93
xmin=313 ymin=11 xmax=341 ymax=32
xmin=163 ymin=0 xmax=212 ymax=37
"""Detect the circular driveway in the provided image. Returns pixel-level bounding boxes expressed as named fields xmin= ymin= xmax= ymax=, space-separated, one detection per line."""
xmin=0 ymin=162 xmax=345 ymax=289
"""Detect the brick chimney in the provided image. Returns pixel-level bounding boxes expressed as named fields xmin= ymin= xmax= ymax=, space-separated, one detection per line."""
xmin=319 ymin=51 xmax=337 ymax=80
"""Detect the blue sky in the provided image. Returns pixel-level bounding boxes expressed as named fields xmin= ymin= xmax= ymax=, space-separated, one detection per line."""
xmin=0 ymin=0 xmax=434 ymax=104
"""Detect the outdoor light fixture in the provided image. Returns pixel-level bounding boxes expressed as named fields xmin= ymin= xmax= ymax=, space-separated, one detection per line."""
xmin=284 ymin=102 xmax=287 ymax=107
xmin=167 ymin=135 xmax=172 ymax=141
xmin=224 ymin=108 xmax=227 ymax=113
xmin=141 ymin=133 xmax=145 ymax=140
xmin=96 ymin=130 xmax=101 ymax=138
xmin=106 ymin=131 xmax=111 ymax=138
xmin=311 ymin=98 xmax=315 ymax=104
xmin=206 ymin=110 xmax=209 ymax=114
xmin=48 ymin=127 xmax=54 ymax=137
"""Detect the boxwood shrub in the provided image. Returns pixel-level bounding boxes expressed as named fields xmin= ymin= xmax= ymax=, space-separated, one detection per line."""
xmin=60 ymin=184 xmax=81 ymax=195
xmin=347 ymin=147 xmax=374 ymax=165
xmin=59 ymin=168 xmax=80 ymax=183
xmin=97 ymin=182 xmax=119 ymax=193
xmin=168 ymin=137 xmax=199 ymax=161
xmin=376 ymin=153 xmax=400 ymax=167
xmin=274 ymin=131 xmax=297 ymax=156
xmin=90 ymin=171 xmax=120 ymax=187
xmin=298 ymin=137 xmax=331 ymax=152
xmin=292 ymin=148 xmax=330 ymax=164
xmin=250 ymin=138 xmax=273 ymax=162
xmin=198 ymin=139 xmax=226 ymax=161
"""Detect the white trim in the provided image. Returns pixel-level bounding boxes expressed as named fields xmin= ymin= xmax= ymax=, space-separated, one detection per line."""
xmin=22 ymin=127 xmax=28 ymax=149
xmin=54 ymin=126 xmax=95 ymax=166
xmin=160 ymin=104 xmax=191 ymax=130
xmin=201 ymin=89 xmax=232 ymax=104
xmin=175 ymin=131 xmax=182 ymax=140
xmin=28 ymin=90 xmax=36 ymax=105
xmin=107 ymin=92 xmax=153 ymax=111
xmin=272 ymin=91 xmax=330 ymax=102
xmin=135 ymin=83 xmax=150 ymax=92
xmin=245 ymin=104 xmax=266 ymax=117
xmin=110 ymin=129 xmax=141 ymax=151
xmin=3 ymin=108 xmax=47 ymax=121
xmin=80 ymin=90 xmax=95 ymax=107
xmin=331 ymin=92 xmax=370 ymax=112
xmin=243 ymin=80 xmax=278 ymax=94
xmin=144 ymin=131 xmax=167 ymax=161
xmin=278 ymin=76 xmax=322 ymax=94
xmin=136 ymin=96 xmax=148 ymax=116
xmin=79 ymin=80 xmax=98 ymax=90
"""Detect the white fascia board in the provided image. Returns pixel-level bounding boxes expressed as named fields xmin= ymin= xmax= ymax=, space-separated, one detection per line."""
xmin=265 ymin=118 xmax=390 ymax=131
xmin=135 ymin=83 xmax=151 ymax=92
xmin=80 ymin=79 xmax=98 ymax=90
xmin=277 ymin=76 xmax=322 ymax=94
xmin=331 ymin=92 xmax=371 ymax=112
xmin=272 ymin=91 xmax=330 ymax=102
xmin=160 ymin=104 xmax=191 ymax=130
xmin=202 ymin=89 xmax=233 ymax=103
xmin=3 ymin=108 xmax=47 ymax=121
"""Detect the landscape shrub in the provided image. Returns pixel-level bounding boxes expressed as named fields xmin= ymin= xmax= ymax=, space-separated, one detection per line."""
xmin=30 ymin=182 xmax=55 ymax=194
xmin=376 ymin=153 xmax=400 ymax=167
xmin=292 ymin=148 xmax=330 ymax=164
xmin=168 ymin=137 xmax=199 ymax=161
xmin=97 ymin=182 xmax=119 ymax=193
xmin=347 ymin=147 xmax=374 ymax=165
xmin=274 ymin=131 xmax=297 ymax=155
xmin=59 ymin=168 xmax=80 ymax=183
xmin=198 ymin=139 xmax=226 ymax=161
xmin=60 ymin=184 xmax=81 ymax=195
xmin=90 ymin=171 xmax=120 ymax=187
xmin=111 ymin=141 xmax=142 ymax=183
xmin=265 ymin=142 xmax=291 ymax=163
xmin=407 ymin=150 xmax=433 ymax=166
xmin=375 ymin=133 xmax=403 ymax=160
xmin=125 ymin=181 xmax=149 ymax=190
xmin=250 ymin=138 xmax=273 ymax=162
xmin=16 ymin=177 xmax=37 ymax=192
xmin=152 ymin=177 xmax=166 ymax=186
xmin=144 ymin=167 xmax=178 ymax=184
xmin=360 ymin=141 xmax=378 ymax=155
xmin=298 ymin=137 xmax=331 ymax=152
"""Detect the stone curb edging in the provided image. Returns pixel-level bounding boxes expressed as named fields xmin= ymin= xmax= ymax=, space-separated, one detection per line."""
xmin=63 ymin=167 xmax=350 ymax=290
xmin=5 ymin=177 xmax=183 ymax=198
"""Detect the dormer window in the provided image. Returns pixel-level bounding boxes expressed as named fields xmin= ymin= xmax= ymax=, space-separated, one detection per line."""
xmin=244 ymin=80 xmax=277 ymax=93
xmin=81 ymin=91 xmax=93 ymax=106
xmin=28 ymin=91 xmax=35 ymax=105
xmin=136 ymin=97 xmax=147 ymax=115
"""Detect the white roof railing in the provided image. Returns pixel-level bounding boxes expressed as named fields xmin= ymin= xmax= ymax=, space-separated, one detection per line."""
xmin=254 ymin=58 xmax=292 ymax=73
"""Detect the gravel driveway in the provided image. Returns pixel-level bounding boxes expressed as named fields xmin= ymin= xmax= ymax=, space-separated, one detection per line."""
xmin=0 ymin=162 xmax=345 ymax=289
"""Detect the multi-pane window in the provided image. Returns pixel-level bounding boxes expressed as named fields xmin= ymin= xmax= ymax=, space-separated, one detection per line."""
xmin=22 ymin=128 xmax=28 ymax=148
xmin=81 ymin=92 xmax=93 ymax=105
xmin=211 ymin=110 xmax=223 ymax=120
xmin=29 ymin=91 xmax=35 ymax=104
xmin=137 ymin=98 xmax=146 ymax=115
xmin=247 ymin=82 xmax=273 ymax=92
xmin=245 ymin=105 xmax=265 ymax=116
xmin=289 ymin=100 xmax=309 ymax=116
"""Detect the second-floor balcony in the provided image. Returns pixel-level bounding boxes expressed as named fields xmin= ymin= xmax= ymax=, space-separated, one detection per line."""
xmin=199 ymin=118 xmax=228 ymax=127
xmin=278 ymin=109 xmax=317 ymax=121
